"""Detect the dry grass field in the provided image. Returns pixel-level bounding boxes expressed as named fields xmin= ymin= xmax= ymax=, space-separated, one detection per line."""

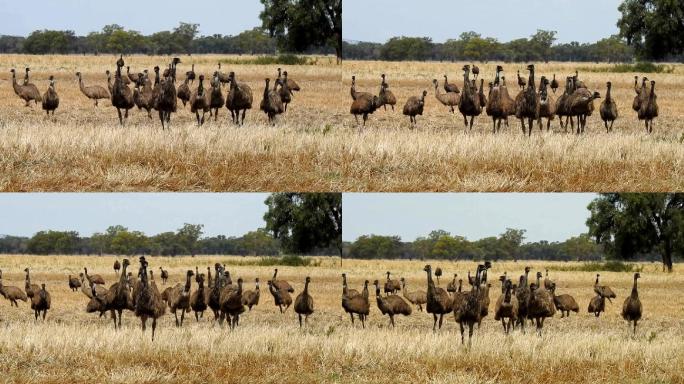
xmin=2 ymin=57 xmax=683 ymax=191
xmin=343 ymin=61 xmax=684 ymax=191
xmin=0 ymin=256 xmax=682 ymax=383
xmin=0 ymin=54 xmax=342 ymax=191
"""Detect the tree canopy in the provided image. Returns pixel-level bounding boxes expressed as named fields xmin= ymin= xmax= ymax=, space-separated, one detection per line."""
xmin=587 ymin=193 xmax=684 ymax=271
xmin=618 ymin=0 xmax=684 ymax=60
xmin=263 ymin=193 xmax=342 ymax=260
xmin=260 ymin=0 xmax=341 ymax=62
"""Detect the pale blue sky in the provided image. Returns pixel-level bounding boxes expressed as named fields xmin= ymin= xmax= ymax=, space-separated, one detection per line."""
xmin=0 ymin=0 xmax=263 ymax=36
xmin=0 ymin=193 xmax=270 ymax=237
xmin=343 ymin=0 xmax=622 ymax=44
xmin=343 ymin=193 xmax=597 ymax=243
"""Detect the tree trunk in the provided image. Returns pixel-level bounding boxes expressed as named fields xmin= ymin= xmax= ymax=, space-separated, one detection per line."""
xmin=663 ymin=240 xmax=673 ymax=272
xmin=339 ymin=246 xmax=343 ymax=267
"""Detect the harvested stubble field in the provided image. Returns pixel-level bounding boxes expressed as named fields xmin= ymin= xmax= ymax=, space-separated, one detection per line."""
xmin=0 ymin=54 xmax=341 ymax=191
xmin=343 ymin=61 xmax=684 ymax=191
xmin=2 ymin=57 xmax=683 ymax=192
xmin=0 ymin=256 xmax=682 ymax=383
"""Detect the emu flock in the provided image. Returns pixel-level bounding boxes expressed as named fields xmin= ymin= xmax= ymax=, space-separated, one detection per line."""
xmin=9 ymin=57 xmax=301 ymax=128
xmin=342 ymin=263 xmax=643 ymax=345
xmin=350 ymin=64 xmax=659 ymax=134
xmin=0 ymin=259 xmax=643 ymax=344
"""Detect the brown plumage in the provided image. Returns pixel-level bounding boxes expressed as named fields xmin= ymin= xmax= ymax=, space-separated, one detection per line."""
xmin=111 ymin=58 xmax=135 ymax=126
xmin=277 ymin=68 xmax=300 ymax=92
xmin=383 ymin=271 xmax=401 ymax=295
xmin=31 ymin=283 xmax=51 ymax=321
xmin=95 ymin=259 xmax=133 ymax=329
xmin=373 ymin=279 xmax=411 ymax=327
xmin=486 ymin=68 xmax=508 ymax=133
xmin=638 ymin=80 xmax=658 ymax=133
xmin=133 ymin=74 xmax=155 ymax=119
xmin=600 ymin=81 xmax=618 ymax=132
xmin=278 ymin=72 xmax=293 ymax=112
xmin=567 ymin=88 xmax=601 ymax=134
xmin=377 ymin=74 xmax=397 ymax=111
xmin=75 ymin=71 xmax=110 ymax=106
xmin=167 ymin=270 xmax=194 ymax=327
xmin=0 ymin=277 xmax=28 ymax=307
xmin=515 ymin=64 xmax=540 ymax=136
xmin=494 ymin=279 xmax=519 ymax=334
xmin=515 ymin=267 xmax=532 ymax=332
xmin=517 ymin=70 xmax=527 ymax=90
xmin=555 ymin=77 xmax=574 ymax=131
xmin=433 ymin=79 xmax=459 ymax=113
xmin=550 ymin=74 xmax=559 ymax=94
xmin=271 ymin=268 xmax=295 ymax=293
xmin=537 ymin=77 xmax=556 ymax=131
xmin=543 ymin=269 xmax=554 ymax=291
xmin=226 ymin=71 xmax=253 ymax=125
xmin=159 ymin=267 xmax=169 ymax=285
xmin=423 ymin=264 xmax=452 ymax=331
xmin=458 ymin=65 xmax=482 ymax=130
xmin=350 ymin=75 xmax=372 ymax=101
xmin=527 ymin=272 xmax=556 ymax=336
xmin=260 ymin=78 xmax=284 ymax=124
xmin=157 ymin=60 xmax=179 ymax=130
xmin=455 ymin=265 xmax=483 ymax=345
xmin=267 ymin=280 xmax=293 ymax=313
xmin=403 ymin=90 xmax=427 ymax=127
xmin=622 ymin=272 xmax=642 ymax=335
xmin=208 ymin=264 xmax=223 ymax=322
xmin=294 ymin=276 xmax=315 ymax=328
xmin=446 ymin=274 xmax=458 ymax=294
xmin=342 ymin=273 xmax=359 ymax=298
xmin=113 ymin=260 xmax=121 ymax=276
xmin=80 ymin=274 xmax=106 ymax=300
xmin=84 ymin=267 xmax=105 ymax=286
xmin=134 ymin=257 xmax=166 ymax=341
xmin=190 ymin=273 xmax=208 ymax=321
xmin=593 ymin=274 xmax=616 ymax=302
xmin=588 ymin=294 xmax=605 ymax=317
xmin=187 ymin=64 xmax=196 ymax=85
xmin=41 ymin=76 xmax=59 ymax=116
xmin=342 ymin=280 xmax=370 ymax=328
xmin=209 ymin=75 xmax=225 ymax=121
xmin=241 ymin=277 xmax=260 ymax=311
xmin=443 ymin=74 xmax=460 ymax=93
xmin=126 ymin=66 xmax=138 ymax=84
xmin=400 ymin=277 xmax=427 ymax=311
xmin=10 ymin=68 xmax=41 ymax=106
xmin=177 ymin=72 xmax=192 ymax=107
xmin=351 ymin=94 xmax=379 ymax=127
xmin=471 ymin=64 xmax=480 ymax=80
xmin=549 ymin=283 xmax=579 ymax=318
xmin=216 ymin=62 xmax=230 ymax=85
xmin=68 ymin=274 xmax=81 ymax=292
xmin=23 ymin=268 xmax=40 ymax=299
xmin=221 ymin=278 xmax=246 ymax=329
xmin=632 ymin=76 xmax=647 ymax=113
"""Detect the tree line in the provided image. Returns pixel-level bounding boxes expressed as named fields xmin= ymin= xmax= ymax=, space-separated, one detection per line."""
xmin=343 ymin=194 xmax=682 ymax=271
xmin=343 ymin=31 xmax=637 ymax=63
xmin=0 ymin=192 xmax=342 ymax=258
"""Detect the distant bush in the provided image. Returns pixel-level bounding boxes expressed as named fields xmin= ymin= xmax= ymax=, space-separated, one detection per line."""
xmin=220 ymin=54 xmax=311 ymax=66
xmin=579 ymin=62 xmax=675 ymax=74
xmin=256 ymin=255 xmax=313 ymax=267
xmin=552 ymin=260 xmax=642 ymax=272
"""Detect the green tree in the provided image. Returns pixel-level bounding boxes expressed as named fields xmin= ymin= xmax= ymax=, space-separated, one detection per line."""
xmin=348 ymin=235 xmax=402 ymax=259
xmin=176 ymin=223 xmax=204 ymax=257
xmin=27 ymin=231 xmax=80 ymax=254
xmin=241 ymin=228 xmax=280 ymax=256
xmin=260 ymin=0 xmax=341 ymax=62
xmin=587 ymin=193 xmax=684 ymax=272
xmin=380 ymin=36 xmax=433 ymax=61
xmin=264 ymin=193 xmax=342 ymax=261
xmin=23 ymin=30 xmax=76 ymax=54
xmin=529 ymin=29 xmax=557 ymax=62
xmin=173 ymin=22 xmax=199 ymax=53
xmin=618 ymin=0 xmax=684 ymax=59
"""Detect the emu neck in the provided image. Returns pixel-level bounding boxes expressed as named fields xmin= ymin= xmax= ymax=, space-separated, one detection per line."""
xmin=632 ymin=278 xmax=638 ymax=298
xmin=304 ymin=280 xmax=309 ymax=294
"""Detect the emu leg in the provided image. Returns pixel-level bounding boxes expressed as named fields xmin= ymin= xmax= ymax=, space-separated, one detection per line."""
xmin=469 ymin=116 xmax=475 ymax=130
xmin=151 ymin=318 xmax=157 ymax=341
xmin=432 ymin=313 xmax=438 ymax=331
xmin=438 ymin=314 xmax=444 ymax=330
xmin=527 ymin=117 xmax=534 ymax=136
xmin=180 ymin=308 xmax=185 ymax=326
xmin=241 ymin=109 xmax=247 ymax=125
xmin=460 ymin=322 xmax=465 ymax=344
xmin=117 ymin=108 xmax=123 ymax=125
